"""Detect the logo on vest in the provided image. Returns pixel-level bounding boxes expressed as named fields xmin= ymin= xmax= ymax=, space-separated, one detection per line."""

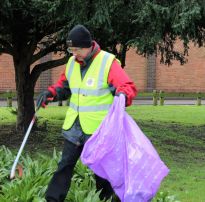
xmin=86 ymin=78 xmax=95 ymax=87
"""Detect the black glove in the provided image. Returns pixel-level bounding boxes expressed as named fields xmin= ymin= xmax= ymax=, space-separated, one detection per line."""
xmin=36 ymin=91 xmax=53 ymax=108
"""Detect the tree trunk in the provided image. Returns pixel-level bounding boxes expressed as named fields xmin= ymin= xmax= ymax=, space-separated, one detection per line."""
xmin=118 ymin=44 xmax=127 ymax=68
xmin=13 ymin=52 xmax=35 ymax=132
xmin=16 ymin=79 xmax=35 ymax=132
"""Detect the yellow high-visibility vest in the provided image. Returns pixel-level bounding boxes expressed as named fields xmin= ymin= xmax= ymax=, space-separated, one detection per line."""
xmin=62 ymin=50 xmax=115 ymax=134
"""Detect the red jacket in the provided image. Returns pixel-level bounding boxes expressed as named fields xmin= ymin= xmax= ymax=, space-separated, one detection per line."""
xmin=48 ymin=41 xmax=137 ymax=106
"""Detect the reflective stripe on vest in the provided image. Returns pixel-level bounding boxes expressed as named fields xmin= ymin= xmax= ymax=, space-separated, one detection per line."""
xmin=69 ymin=102 xmax=111 ymax=112
xmin=63 ymin=50 xmax=115 ymax=134
xmin=70 ymin=88 xmax=111 ymax=96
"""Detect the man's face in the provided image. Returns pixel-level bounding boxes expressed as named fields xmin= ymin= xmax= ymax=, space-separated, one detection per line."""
xmin=67 ymin=47 xmax=92 ymax=61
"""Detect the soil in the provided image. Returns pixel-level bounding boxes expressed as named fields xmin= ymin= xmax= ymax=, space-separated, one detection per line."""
xmin=1 ymin=121 xmax=205 ymax=157
xmin=0 ymin=124 xmax=64 ymax=153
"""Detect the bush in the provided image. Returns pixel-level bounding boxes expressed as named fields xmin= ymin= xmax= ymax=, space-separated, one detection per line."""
xmin=0 ymin=146 xmax=109 ymax=202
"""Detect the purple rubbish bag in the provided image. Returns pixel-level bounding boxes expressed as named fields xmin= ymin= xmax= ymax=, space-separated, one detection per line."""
xmin=81 ymin=95 xmax=169 ymax=202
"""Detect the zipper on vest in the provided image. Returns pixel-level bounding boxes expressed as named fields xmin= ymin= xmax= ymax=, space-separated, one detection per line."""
xmin=78 ymin=88 xmax=80 ymax=112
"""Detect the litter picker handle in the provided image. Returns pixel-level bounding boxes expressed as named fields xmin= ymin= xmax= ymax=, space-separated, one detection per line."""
xmin=10 ymin=97 xmax=43 ymax=179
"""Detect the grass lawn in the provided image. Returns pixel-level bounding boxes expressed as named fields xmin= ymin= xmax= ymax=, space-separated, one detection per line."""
xmin=127 ymin=105 xmax=205 ymax=125
xmin=3 ymin=105 xmax=198 ymax=124
xmin=137 ymin=92 xmax=205 ymax=98
xmin=1 ymin=105 xmax=205 ymax=201
xmin=1 ymin=91 xmax=205 ymax=99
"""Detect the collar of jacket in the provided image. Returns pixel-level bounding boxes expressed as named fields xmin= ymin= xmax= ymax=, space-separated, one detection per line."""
xmin=76 ymin=41 xmax=101 ymax=67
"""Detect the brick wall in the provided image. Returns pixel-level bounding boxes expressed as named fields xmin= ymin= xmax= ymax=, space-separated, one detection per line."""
xmin=156 ymin=42 xmax=205 ymax=92
xmin=1 ymin=42 xmax=205 ymax=93
xmin=0 ymin=54 xmax=15 ymax=91
xmin=125 ymin=48 xmax=147 ymax=92
xmin=51 ymin=53 xmax=65 ymax=84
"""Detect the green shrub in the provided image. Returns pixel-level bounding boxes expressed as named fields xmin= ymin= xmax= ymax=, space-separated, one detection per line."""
xmin=0 ymin=146 xmax=108 ymax=202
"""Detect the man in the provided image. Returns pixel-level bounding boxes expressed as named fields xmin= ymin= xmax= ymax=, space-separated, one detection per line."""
xmin=36 ymin=24 xmax=137 ymax=202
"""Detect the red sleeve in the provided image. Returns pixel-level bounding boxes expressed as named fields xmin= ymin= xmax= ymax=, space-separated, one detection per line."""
xmin=108 ymin=59 xmax=137 ymax=106
xmin=48 ymin=70 xmax=67 ymax=96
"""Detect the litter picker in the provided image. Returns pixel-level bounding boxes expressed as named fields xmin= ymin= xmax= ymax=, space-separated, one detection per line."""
xmin=10 ymin=97 xmax=43 ymax=179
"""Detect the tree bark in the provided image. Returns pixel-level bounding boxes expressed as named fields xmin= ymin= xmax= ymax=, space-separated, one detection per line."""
xmin=109 ymin=42 xmax=127 ymax=69
xmin=13 ymin=48 xmax=35 ymax=132
xmin=15 ymin=64 xmax=35 ymax=131
xmin=13 ymin=45 xmax=68 ymax=131
xmin=117 ymin=44 xmax=127 ymax=68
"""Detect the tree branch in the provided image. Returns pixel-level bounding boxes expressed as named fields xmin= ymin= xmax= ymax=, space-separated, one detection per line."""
xmin=43 ymin=21 xmax=69 ymax=37
xmin=29 ymin=39 xmax=38 ymax=56
xmin=0 ymin=38 xmax=13 ymax=55
xmin=31 ymin=41 xmax=65 ymax=64
xmin=36 ymin=21 xmax=68 ymax=43
xmin=31 ymin=55 xmax=69 ymax=84
xmin=0 ymin=47 xmax=12 ymax=55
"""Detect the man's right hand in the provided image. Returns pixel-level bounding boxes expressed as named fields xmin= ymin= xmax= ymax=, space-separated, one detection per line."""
xmin=36 ymin=91 xmax=53 ymax=108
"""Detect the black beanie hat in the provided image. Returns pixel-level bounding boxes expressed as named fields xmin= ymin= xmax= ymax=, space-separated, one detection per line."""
xmin=67 ymin=25 xmax=92 ymax=48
